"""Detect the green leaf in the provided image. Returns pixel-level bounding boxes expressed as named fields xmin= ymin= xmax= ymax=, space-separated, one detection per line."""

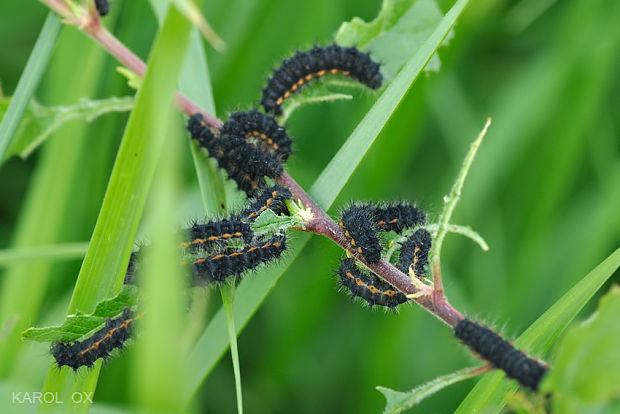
xmin=543 ymin=285 xmax=620 ymax=413
xmin=335 ymin=0 xmax=448 ymax=80
xmin=2 ymin=96 xmax=133 ymax=161
xmin=378 ymin=366 xmax=486 ymax=414
xmin=0 ymin=13 xmax=60 ymax=161
xmin=311 ymin=0 xmax=469 ymax=209
xmin=0 ymin=242 xmax=88 ymax=267
xmin=41 ymin=4 xmax=191 ymax=406
xmin=22 ymin=285 xmax=138 ymax=343
xmin=170 ymin=0 xmax=226 ymax=52
xmin=184 ymin=0 xmax=471 ymax=402
xmin=220 ymin=284 xmax=244 ymax=414
xmin=151 ymin=0 xmax=228 ymax=216
xmin=456 ymin=246 xmax=620 ymax=413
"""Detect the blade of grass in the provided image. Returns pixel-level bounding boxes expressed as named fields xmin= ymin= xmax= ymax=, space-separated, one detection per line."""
xmin=221 ymin=284 xmax=244 ymax=414
xmin=150 ymin=0 xmax=227 ymax=215
xmin=455 ymin=246 xmax=620 ymax=413
xmin=0 ymin=28 xmax=110 ymax=378
xmin=0 ymin=12 xmax=60 ymax=161
xmin=40 ymin=5 xmax=191 ymax=411
xmin=132 ymin=112 xmax=187 ymax=412
xmin=183 ymin=0 xmax=471 ymax=401
xmin=0 ymin=243 xmax=88 ymax=266
xmin=309 ymin=0 xmax=470 ymax=209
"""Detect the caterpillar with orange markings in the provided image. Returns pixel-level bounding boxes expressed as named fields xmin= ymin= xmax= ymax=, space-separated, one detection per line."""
xmin=51 ymin=307 xmax=140 ymax=370
xmin=261 ymin=44 xmax=383 ymax=115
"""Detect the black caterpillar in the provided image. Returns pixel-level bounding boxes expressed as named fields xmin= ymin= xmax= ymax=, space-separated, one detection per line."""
xmin=261 ymin=44 xmax=383 ymax=115
xmin=339 ymin=204 xmax=383 ymax=264
xmin=454 ymin=319 xmax=548 ymax=391
xmin=94 ymin=0 xmax=109 ymax=17
xmin=396 ymin=228 xmax=432 ymax=278
xmin=337 ymin=258 xmax=407 ymax=308
xmin=182 ymin=218 xmax=253 ymax=252
xmin=51 ymin=307 xmax=140 ymax=370
xmin=187 ymin=112 xmax=293 ymax=196
xmin=191 ymin=234 xmax=287 ymax=284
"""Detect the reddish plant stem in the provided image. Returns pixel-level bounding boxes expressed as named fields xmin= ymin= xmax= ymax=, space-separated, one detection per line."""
xmin=72 ymin=3 xmax=224 ymax=128
xmin=277 ymin=172 xmax=463 ymax=327
xmin=41 ymin=1 xmax=464 ymax=328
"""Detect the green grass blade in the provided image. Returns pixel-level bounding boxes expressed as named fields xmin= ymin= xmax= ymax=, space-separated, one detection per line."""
xmin=455 ymin=246 xmax=620 ymax=413
xmin=184 ymin=234 xmax=311 ymax=402
xmin=40 ymin=5 xmax=191 ymax=410
xmin=183 ymin=0 xmax=471 ymax=401
xmin=221 ymin=284 xmax=244 ymax=414
xmin=0 ymin=243 xmax=88 ymax=266
xmin=132 ymin=110 xmax=187 ymax=412
xmin=0 ymin=28 xmax=110 ymax=379
xmin=309 ymin=0 xmax=470 ymax=209
xmin=151 ymin=0 xmax=227 ymax=215
xmin=0 ymin=12 xmax=60 ymax=161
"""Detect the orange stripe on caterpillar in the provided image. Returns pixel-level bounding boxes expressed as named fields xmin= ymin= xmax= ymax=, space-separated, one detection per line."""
xmin=192 ymin=235 xmax=287 ymax=283
xmin=51 ymin=307 xmax=139 ymax=370
xmin=337 ymin=258 xmax=407 ymax=308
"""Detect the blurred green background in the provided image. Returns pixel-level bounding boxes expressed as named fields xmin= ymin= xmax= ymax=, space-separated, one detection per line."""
xmin=1 ymin=0 xmax=619 ymax=412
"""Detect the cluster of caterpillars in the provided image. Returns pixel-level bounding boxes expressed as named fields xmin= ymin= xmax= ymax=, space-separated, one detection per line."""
xmin=52 ymin=39 xmax=549 ymax=394
xmin=53 ymin=186 xmax=292 ymax=370
xmin=337 ymin=202 xmax=431 ymax=308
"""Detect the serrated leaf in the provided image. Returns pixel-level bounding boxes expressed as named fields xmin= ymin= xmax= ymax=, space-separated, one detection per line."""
xmin=2 ymin=96 xmax=133 ymax=162
xmin=378 ymin=366 xmax=485 ymax=414
xmin=335 ymin=0 xmax=447 ymax=80
xmin=542 ymin=285 xmax=620 ymax=414
xmin=22 ymin=285 xmax=138 ymax=343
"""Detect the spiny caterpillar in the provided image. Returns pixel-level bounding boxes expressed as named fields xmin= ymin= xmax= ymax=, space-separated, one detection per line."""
xmin=187 ymin=111 xmax=292 ymax=196
xmin=454 ymin=319 xmax=548 ymax=391
xmin=94 ymin=0 xmax=109 ymax=17
xmin=222 ymin=110 xmax=293 ymax=163
xmin=396 ymin=228 xmax=432 ymax=278
xmin=242 ymin=185 xmax=292 ymax=220
xmin=182 ymin=218 xmax=253 ymax=252
xmin=337 ymin=258 xmax=407 ymax=308
xmin=369 ymin=202 xmax=426 ymax=234
xmin=261 ymin=44 xmax=383 ymax=115
xmin=51 ymin=308 xmax=140 ymax=370
xmin=191 ymin=234 xmax=287 ymax=284
xmin=339 ymin=204 xmax=383 ymax=264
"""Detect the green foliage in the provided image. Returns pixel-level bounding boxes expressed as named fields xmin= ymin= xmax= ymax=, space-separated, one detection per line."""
xmin=22 ymin=285 xmax=138 ymax=343
xmin=0 ymin=0 xmax=619 ymax=412
xmin=0 ymin=13 xmax=60 ymax=160
xmin=39 ymin=4 xmax=192 ymax=408
xmin=335 ymin=0 xmax=447 ymax=79
xmin=1 ymin=96 xmax=133 ymax=162
xmin=377 ymin=366 xmax=484 ymax=414
xmin=543 ymin=285 xmax=620 ymax=413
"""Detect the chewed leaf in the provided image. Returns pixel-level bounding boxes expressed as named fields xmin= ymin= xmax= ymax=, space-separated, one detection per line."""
xmin=335 ymin=0 xmax=448 ymax=80
xmin=2 ymin=95 xmax=133 ymax=162
xmin=378 ymin=366 xmax=486 ymax=414
xmin=542 ymin=285 xmax=620 ymax=413
xmin=22 ymin=285 xmax=138 ymax=343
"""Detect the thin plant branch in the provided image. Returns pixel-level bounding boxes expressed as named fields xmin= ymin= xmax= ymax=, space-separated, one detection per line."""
xmin=430 ymin=118 xmax=491 ymax=300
